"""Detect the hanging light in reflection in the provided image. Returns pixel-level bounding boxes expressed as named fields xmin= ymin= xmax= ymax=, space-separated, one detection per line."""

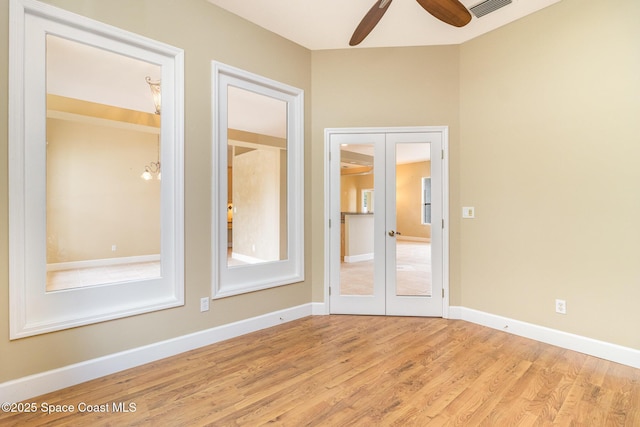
xmin=145 ymin=76 xmax=161 ymax=115
xmin=142 ymin=76 xmax=161 ymax=180
xmin=142 ymin=136 xmax=161 ymax=181
xmin=141 ymin=161 xmax=160 ymax=180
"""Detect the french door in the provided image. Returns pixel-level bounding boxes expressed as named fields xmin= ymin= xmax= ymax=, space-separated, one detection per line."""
xmin=328 ymin=128 xmax=446 ymax=316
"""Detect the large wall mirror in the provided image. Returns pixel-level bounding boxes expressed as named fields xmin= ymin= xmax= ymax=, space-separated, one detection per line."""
xmin=9 ymin=0 xmax=184 ymax=338
xmin=212 ymin=62 xmax=304 ymax=298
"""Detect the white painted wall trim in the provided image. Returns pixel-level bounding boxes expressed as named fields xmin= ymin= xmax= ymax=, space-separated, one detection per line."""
xmin=343 ymin=253 xmax=374 ymax=263
xmin=3 ymin=303 xmax=636 ymax=403
xmin=230 ymin=252 xmax=266 ymax=265
xmin=9 ymin=0 xmax=185 ymax=339
xmin=46 ymin=254 xmax=161 ymax=272
xmin=449 ymin=306 xmax=640 ymax=369
xmin=0 ymin=303 xmax=314 ymax=403
xmin=211 ymin=61 xmax=304 ymax=300
xmin=311 ymin=302 xmax=328 ymax=315
xmin=324 ymin=126 xmax=450 ymax=317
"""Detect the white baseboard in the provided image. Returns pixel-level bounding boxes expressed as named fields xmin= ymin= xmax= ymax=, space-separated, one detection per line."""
xmin=311 ymin=301 xmax=328 ymax=315
xmin=47 ymin=254 xmax=161 ymax=272
xmin=0 ymin=303 xmax=314 ymax=403
xmin=230 ymin=252 xmax=267 ymax=264
xmin=449 ymin=306 xmax=640 ymax=369
xmin=4 ymin=304 xmax=636 ymax=403
xmin=344 ymin=253 xmax=373 ymax=263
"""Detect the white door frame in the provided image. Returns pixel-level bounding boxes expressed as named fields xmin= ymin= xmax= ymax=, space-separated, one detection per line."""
xmin=323 ymin=126 xmax=450 ymax=318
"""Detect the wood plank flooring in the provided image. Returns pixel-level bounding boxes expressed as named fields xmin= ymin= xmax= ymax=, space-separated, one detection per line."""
xmin=2 ymin=315 xmax=639 ymax=426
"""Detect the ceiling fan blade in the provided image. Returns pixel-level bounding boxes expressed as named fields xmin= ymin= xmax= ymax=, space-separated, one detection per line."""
xmin=349 ymin=0 xmax=393 ymax=46
xmin=415 ymin=0 xmax=472 ymax=27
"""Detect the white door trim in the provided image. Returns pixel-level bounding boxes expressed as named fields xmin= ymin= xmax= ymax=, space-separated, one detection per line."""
xmin=323 ymin=126 xmax=450 ymax=317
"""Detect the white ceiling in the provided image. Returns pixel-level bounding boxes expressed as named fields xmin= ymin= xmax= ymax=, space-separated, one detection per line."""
xmin=47 ymin=0 xmax=563 ymax=141
xmin=207 ymin=0 xmax=562 ymax=50
xmin=208 ymin=0 xmax=560 ymax=162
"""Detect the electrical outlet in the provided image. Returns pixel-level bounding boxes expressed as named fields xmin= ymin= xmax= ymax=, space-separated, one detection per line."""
xmin=555 ymin=299 xmax=566 ymax=314
xmin=200 ymin=297 xmax=210 ymax=312
xmin=111 ymin=244 xmax=117 ymax=251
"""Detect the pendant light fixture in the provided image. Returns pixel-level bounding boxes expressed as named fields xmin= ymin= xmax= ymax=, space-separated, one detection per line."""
xmin=145 ymin=76 xmax=161 ymax=115
xmin=142 ymin=76 xmax=161 ymax=180
xmin=141 ymin=136 xmax=161 ymax=181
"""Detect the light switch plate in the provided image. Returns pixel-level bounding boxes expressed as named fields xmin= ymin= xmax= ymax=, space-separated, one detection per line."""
xmin=462 ymin=207 xmax=475 ymax=218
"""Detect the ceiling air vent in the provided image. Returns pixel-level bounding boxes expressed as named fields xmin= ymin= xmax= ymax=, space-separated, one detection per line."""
xmin=469 ymin=0 xmax=513 ymax=18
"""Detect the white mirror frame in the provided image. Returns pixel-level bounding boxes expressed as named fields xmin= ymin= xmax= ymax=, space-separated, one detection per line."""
xmin=211 ymin=61 xmax=304 ymax=299
xmin=8 ymin=0 xmax=185 ymax=338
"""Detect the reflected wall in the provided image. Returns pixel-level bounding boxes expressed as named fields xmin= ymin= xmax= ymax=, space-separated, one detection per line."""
xmin=45 ymin=35 xmax=163 ymax=290
xmin=9 ymin=0 xmax=185 ymax=339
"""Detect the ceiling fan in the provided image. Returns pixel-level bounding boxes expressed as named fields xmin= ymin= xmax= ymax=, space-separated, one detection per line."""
xmin=350 ymin=0 xmax=472 ymax=46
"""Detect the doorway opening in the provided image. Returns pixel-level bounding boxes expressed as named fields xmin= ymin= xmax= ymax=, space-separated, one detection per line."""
xmin=325 ymin=127 xmax=449 ymax=317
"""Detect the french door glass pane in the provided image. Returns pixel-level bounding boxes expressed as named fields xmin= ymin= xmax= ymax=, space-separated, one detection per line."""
xmin=395 ymin=142 xmax=432 ymax=297
xmin=340 ymin=143 xmax=374 ymax=296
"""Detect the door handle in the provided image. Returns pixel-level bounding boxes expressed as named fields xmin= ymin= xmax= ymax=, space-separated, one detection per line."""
xmin=388 ymin=230 xmax=402 ymax=237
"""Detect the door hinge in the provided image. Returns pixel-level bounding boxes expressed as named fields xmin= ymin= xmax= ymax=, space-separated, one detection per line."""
xmin=329 ymin=219 xmax=332 ymax=228
xmin=441 ymin=149 xmax=444 ymax=160
xmin=329 ymin=287 xmax=332 ymax=296
xmin=442 ymin=289 xmax=445 ymax=298
xmin=442 ymin=219 xmax=445 ymax=229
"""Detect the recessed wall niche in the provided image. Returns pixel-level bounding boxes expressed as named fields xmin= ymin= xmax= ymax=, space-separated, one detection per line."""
xmin=211 ymin=61 xmax=304 ymax=298
xmin=9 ymin=0 xmax=185 ymax=338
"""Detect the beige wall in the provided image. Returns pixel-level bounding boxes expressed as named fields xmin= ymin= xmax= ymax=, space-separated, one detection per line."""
xmin=228 ymin=132 xmax=288 ymax=261
xmin=344 ymin=214 xmax=374 ymax=259
xmin=340 ymin=172 xmax=374 ymax=213
xmin=46 ymin=118 xmax=160 ymax=263
xmin=0 ymin=0 xmax=312 ymax=382
xmin=458 ymin=0 xmax=640 ymax=349
xmin=232 ymin=148 xmax=280 ymax=262
xmin=397 ymin=161 xmax=431 ymax=240
xmin=312 ymin=0 xmax=640 ymax=351
xmin=311 ymin=45 xmax=461 ymax=303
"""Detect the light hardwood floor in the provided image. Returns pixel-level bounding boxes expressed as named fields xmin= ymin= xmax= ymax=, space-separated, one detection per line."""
xmin=2 ymin=316 xmax=639 ymax=426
